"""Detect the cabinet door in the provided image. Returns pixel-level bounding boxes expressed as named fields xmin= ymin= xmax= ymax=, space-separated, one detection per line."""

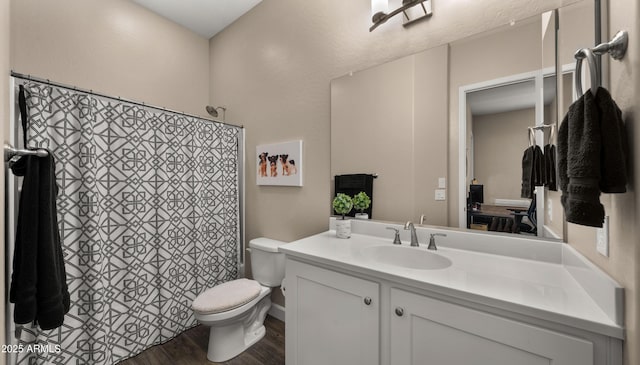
xmin=390 ymin=288 xmax=593 ymax=365
xmin=285 ymin=259 xmax=379 ymax=365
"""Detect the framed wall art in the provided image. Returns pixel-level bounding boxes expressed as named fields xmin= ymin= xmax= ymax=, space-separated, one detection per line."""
xmin=256 ymin=140 xmax=303 ymax=186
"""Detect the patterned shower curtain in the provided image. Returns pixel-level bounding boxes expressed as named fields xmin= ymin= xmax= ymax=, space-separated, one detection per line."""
xmin=13 ymin=81 xmax=241 ymax=364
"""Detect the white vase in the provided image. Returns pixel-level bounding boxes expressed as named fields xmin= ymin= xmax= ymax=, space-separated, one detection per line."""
xmin=355 ymin=213 xmax=369 ymax=220
xmin=335 ymin=219 xmax=351 ymax=239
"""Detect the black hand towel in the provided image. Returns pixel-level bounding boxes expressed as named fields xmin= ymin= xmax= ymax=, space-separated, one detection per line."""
xmin=9 ymin=152 xmax=70 ymax=330
xmin=596 ymin=88 xmax=628 ymax=193
xmin=543 ymin=144 xmax=557 ymax=191
xmin=557 ymin=87 xmax=627 ymax=227
xmin=520 ymin=145 xmax=544 ymax=199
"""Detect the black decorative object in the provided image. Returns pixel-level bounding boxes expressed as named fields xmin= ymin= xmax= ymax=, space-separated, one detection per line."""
xmin=334 ymin=174 xmax=375 ymax=218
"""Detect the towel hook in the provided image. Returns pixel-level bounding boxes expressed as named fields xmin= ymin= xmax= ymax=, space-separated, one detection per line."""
xmin=574 ymin=48 xmax=599 ymax=96
xmin=592 ymin=30 xmax=628 ymax=60
xmin=4 ymin=143 xmax=48 ymax=161
xmin=528 ymin=128 xmax=536 ymax=147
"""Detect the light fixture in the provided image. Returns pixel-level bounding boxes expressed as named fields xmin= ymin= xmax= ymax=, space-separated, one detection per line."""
xmin=370 ymin=0 xmax=433 ymax=32
xmin=371 ymin=0 xmax=388 ymax=22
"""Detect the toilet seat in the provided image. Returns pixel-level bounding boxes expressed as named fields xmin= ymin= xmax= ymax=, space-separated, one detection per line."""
xmin=194 ymin=285 xmax=271 ymax=323
xmin=193 ymin=278 xmax=262 ymax=315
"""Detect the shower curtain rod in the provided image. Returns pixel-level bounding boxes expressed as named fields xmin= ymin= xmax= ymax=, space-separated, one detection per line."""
xmin=11 ymin=71 xmax=244 ymax=130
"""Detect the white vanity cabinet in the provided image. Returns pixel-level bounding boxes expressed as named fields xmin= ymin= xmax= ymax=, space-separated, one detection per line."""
xmin=285 ymin=258 xmax=620 ymax=365
xmin=285 ymin=259 xmax=380 ymax=365
xmin=389 ymin=288 xmax=593 ymax=365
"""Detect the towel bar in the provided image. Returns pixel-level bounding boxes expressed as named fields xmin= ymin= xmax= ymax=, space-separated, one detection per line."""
xmin=4 ymin=143 xmax=48 ymax=162
xmin=574 ymin=30 xmax=628 ymax=96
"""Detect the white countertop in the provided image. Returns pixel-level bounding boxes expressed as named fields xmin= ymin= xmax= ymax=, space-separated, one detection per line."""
xmin=279 ymin=226 xmax=624 ymax=339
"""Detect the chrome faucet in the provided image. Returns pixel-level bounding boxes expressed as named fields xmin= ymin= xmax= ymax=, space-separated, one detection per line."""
xmin=428 ymin=233 xmax=447 ymax=251
xmin=386 ymin=227 xmax=402 ymax=245
xmin=419 ymin=214 xmax=426 ymax=225
xmin=404 ymin=221 xmax=419 ymax=247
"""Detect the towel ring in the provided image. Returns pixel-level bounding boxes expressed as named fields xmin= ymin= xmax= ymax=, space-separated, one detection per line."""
xmin=573 ymin=30 xmax=629 ymax=97
xmin=574 ymin=48 xmax=599 ymax=96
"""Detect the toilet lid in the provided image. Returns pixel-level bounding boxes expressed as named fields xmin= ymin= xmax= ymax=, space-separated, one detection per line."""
xmin=192 ymin=279 xmax=262 ymax=314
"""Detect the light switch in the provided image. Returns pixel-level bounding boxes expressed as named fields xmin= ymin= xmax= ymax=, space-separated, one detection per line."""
xmin=435 ymin=189 xmax=446 ymax=201
xmin=438 ymin=177 xmax=446 ymax=189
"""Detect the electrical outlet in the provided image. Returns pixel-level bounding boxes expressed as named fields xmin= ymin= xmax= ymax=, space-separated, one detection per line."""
xmin=435 ymin=189 xmax=446 ymax=201
xmin=596 ymin=216 xmax=609 ymax=257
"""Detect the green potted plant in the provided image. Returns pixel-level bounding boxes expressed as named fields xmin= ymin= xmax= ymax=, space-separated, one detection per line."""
xmin=352 ymin=191 xmax=371 ymax=220
xmin=332 ymin=193 xmax=353 ymax=238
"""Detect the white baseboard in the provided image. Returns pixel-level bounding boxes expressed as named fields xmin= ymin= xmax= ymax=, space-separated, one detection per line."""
xmin=268 ymin=303 xmax=285 ymax=322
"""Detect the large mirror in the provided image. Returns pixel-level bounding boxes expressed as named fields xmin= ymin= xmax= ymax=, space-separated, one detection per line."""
xmin=331 ymin=0 xmax=598 ymax=242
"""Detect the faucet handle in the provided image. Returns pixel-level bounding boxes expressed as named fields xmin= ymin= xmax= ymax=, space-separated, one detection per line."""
xmin=386 ymin=227 xmax=402 ymax=245
xmin=428 ymin=233 xmax=447 ymax=251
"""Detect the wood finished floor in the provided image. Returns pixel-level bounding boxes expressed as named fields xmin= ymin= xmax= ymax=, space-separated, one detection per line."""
xmin=119 ymin=315 xmax=285 ymax=365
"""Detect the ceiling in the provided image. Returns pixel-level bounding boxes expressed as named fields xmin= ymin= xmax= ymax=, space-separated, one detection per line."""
xmin=132 ymin=0 xmax=262 ymax=38
xmin=468 ymin=77 xmax=556 ymax=116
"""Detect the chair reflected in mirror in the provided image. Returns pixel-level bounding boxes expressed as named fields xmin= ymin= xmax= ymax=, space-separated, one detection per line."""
xmin=508 ymin=195 xmax=537 ymax=235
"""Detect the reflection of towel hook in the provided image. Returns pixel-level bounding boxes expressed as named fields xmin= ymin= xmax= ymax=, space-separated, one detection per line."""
xmin=574 ymin=30 xmax=628 ymax=96
xmin=528 ymin=128 xmax=536 ymax=147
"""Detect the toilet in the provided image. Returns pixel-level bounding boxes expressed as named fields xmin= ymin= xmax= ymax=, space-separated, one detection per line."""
xmin=192 ymin=237 xmax=286 ymax=362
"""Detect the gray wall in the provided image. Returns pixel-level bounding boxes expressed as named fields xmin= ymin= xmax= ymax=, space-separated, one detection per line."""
xmin=472 ymin=108 xmax=534 ymax=204
xmin=10 ymin=0 xmax=210 ymax=116
xmin=331 ymin=45 xmax=449 ymax=225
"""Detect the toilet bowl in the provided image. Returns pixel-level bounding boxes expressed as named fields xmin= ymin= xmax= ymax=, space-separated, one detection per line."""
xmin=192 ymin=238 xmax=286 ymax=362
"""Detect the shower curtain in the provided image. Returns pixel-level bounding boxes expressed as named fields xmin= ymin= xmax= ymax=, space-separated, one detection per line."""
xmin=13 ymin=81 xmax=241 ymax=364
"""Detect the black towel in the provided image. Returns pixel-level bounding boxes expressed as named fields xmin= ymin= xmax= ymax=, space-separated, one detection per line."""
xmin=543 ymin=144 xmax=557 ymax=191
xmin=557 ymin=87 xmax=627 ymax=227
xmin=596 ymin=88 xmax=628 ymax=193
xmin=9 ymin=152 xmax=70 ymax=330
xmin=520 ymin=145 xmax=544 ymax=199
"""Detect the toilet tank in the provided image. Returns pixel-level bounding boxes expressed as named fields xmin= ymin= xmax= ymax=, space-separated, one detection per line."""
xmin=249 ymin=238 xmax=286 ymax=287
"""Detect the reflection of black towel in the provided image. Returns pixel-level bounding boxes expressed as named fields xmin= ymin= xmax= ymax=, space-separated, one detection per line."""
xmin=9 ymin=153 xmax=70 ymax=330
xmin=520 ymin=146 xmax=544 ymax=199
xmin=334 ymin=174 xmax=375 ymax=218
xmin=557 ymin=87 xmax=627 ymax=227
xmin=544 ymin=144 xmax=557 ymax=191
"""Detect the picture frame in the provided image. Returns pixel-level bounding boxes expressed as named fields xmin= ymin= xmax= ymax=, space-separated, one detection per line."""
xmin=256 ymin=140 xmax=303 ymax=186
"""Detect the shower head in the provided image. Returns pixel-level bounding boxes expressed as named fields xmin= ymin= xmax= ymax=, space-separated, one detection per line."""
xmin=206 ymin=105 xmax=226 ymax=119
xmin=205 ymin=105 xmax=218 ymax=117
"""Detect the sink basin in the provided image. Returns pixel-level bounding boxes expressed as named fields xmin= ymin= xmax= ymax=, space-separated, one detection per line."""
xmin=361 ymin=245 xmax=452 ymax=270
